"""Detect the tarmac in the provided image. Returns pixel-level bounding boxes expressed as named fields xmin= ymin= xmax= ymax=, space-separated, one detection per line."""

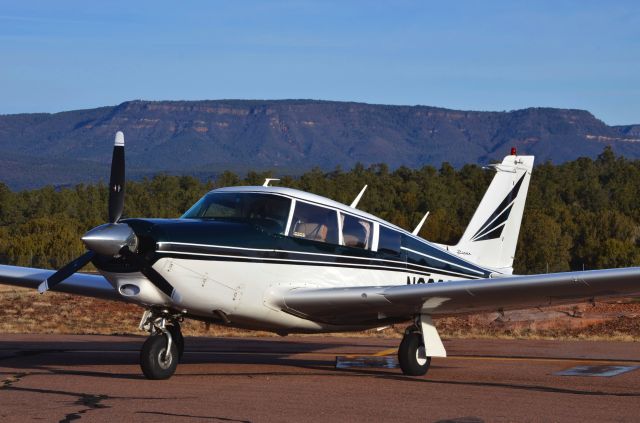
xmin=0 ymin=334 xmax=639 ymax=422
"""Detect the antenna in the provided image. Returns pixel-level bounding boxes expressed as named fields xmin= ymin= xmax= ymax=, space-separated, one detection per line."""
xmin=412 ymin=211 xmax=430 ymax=235
xmin=350 ymin=185 xmax=368 ymax=208
xmin=262 ymin=178 xmax=280 ymax=187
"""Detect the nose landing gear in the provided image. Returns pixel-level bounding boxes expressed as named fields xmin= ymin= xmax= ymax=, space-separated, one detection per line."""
xmin=140 ymin=333 xmax=178 ymax=379
xmin=139 ymin=309 xmax=185 ymax=380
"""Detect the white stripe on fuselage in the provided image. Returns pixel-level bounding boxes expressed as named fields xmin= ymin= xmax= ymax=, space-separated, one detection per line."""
xmin=400 ymin=246 xmax=486 ymax=276
xmin=157 ymin=249 xmax=481 ymax=280
xmin=156 ymin=241 xmax=486 ymax=279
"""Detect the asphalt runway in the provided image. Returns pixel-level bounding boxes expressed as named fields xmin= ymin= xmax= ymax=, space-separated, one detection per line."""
xmin=0 ymin=335 xmax=639 ymax=422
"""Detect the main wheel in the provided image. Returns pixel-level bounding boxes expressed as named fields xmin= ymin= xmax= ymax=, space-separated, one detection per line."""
xmin=167 ymin=324 xmax=184 ymax=360
xmin=398 ymin=331 xmax=431 ymax=376
xmin=140 ymin=334 xmax=178 ymax=380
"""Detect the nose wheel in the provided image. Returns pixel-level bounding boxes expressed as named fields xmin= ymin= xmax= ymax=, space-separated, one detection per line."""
xmin=140 ymin=334 xmax=178 ymax=379
xmin=139 ymin=310 xmax=184 ymax=380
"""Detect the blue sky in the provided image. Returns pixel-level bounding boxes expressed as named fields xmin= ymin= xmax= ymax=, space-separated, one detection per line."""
xmin=1 ymin=1 xmax=638 ymax=125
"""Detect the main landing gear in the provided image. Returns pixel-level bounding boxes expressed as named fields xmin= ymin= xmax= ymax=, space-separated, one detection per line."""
xmin=397 ymin=315 xmax=447 ymax=377
xmin=139 ymin=309 xmax=185 ymax=380
xmin=398 ymin=326 xmax=431 ymax=376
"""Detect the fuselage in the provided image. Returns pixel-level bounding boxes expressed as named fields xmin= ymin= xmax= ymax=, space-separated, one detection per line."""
xmin=94 ymin=186 xmax=495 ymax=333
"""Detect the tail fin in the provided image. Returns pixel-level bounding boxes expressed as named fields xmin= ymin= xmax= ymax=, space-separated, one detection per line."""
xmin=452 ymin=153 xmax=534 ymax=273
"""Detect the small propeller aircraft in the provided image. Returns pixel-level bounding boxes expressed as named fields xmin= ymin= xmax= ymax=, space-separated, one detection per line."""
xmin=1 ymin=132 xmax=639 ymax=379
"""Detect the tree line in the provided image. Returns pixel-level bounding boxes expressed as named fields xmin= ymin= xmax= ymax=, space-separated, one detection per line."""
xmin=1 ymin=147 xmax=639 ymax=274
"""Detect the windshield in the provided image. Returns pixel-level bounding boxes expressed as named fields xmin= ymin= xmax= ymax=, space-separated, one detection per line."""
xmin=182 ymin=192 xmax=291 ymax=234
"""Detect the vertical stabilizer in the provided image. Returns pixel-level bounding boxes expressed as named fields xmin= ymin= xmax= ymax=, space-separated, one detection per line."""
xmin=452 ymin=154 xmax=534 ymax=273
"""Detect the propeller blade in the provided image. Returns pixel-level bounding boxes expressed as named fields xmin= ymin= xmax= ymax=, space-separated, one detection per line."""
xmin=108 ymin=131 xmax=125 ymax=223
xmin=38 ymin=251 xmax=96 ymax=294
xmin=119 ymin=248 xmax=182 ymax=303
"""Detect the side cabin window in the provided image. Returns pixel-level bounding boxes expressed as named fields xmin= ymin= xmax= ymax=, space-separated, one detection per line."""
xmin=341 ymin=214 xmax=373 ymax=249
xmin=288 ymin=202 xmax=339 ymax=244
xmin=378 ymin=226 xmax=402 ymax=256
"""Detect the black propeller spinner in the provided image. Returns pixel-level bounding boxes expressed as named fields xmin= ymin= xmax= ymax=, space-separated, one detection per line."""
xmin=38 ymin=132 xmax=180 ymax=302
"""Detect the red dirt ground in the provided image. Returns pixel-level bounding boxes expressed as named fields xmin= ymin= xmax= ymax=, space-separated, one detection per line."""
xmin=1 ymin=286 xmax=638 ymax=340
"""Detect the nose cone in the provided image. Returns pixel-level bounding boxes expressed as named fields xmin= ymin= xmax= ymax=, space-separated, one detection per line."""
xmin=82 ymin=223 xmax=138 ymax=256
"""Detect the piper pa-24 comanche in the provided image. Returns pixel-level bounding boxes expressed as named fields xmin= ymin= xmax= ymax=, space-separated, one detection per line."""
xmin=1 ymin=132 xmax=639 ymax=379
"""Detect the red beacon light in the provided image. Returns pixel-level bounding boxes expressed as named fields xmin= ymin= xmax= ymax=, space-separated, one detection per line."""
xmin=510 ymin=147 xmax=517 ymax=156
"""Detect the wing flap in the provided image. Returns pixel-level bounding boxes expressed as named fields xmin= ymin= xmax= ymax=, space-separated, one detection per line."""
xmin=0 ymin=264 xmax=122 ymax=302
xmin=280 ymin=267 xmax=640 ymax=325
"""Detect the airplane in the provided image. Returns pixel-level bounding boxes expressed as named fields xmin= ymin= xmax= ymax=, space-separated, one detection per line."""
xmin=1 ymin=132 xmax=639 ymax=380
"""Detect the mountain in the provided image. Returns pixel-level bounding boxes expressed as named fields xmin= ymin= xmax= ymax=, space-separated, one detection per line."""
xmin=0 ymin=99 xmax=638 ymax=189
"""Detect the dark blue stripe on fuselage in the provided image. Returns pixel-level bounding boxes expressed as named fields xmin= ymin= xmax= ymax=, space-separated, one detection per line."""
xmin=119 ymin=217 xmax=491 ymax=280
xmin=156 ymin=242 xmax=484 ymax=279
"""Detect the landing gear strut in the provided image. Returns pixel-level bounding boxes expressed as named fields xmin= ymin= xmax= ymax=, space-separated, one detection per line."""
xmin=167 ymin=323 xmax=185 ymax=360
xmin=139 ymin=309 xmax=184 ymax=380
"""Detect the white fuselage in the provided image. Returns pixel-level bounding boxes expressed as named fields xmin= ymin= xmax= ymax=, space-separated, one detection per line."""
xmin=103 ymin=251 xmax=470 ymax=333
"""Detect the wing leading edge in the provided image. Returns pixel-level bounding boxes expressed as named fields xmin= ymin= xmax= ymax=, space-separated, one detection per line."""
xmin=0 ymin=264 xmax=122 ymax=302
xmin=279 ymin=268 xmax=640 ymax=326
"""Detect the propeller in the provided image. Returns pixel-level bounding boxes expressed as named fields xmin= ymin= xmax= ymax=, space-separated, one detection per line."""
xmin=108 ymin=131 xmax=125 ymax=223
xmin=38 ymin=131 xmax=181 ymax=302
xmin=37 ymin=251 xmax=95 ymax=294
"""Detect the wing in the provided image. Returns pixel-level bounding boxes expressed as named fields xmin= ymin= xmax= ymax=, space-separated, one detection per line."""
xmin=0 ymin=264 xmax=122 ymax=302
xmin=278 ymin=267 xmax=640 ymax=326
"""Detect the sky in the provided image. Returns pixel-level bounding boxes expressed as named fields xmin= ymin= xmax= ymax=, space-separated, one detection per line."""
xmin=0 ymin=1 xmax=638 ymax=125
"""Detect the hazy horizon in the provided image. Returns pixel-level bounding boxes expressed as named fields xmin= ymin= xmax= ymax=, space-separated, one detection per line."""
xmin=1 ymin=1 xmax=638 ymax=125
xmin=1 ymin=98 xmax=636 ymax=127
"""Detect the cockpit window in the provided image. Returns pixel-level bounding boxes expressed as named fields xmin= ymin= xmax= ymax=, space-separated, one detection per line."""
xmin=288 ymin=201 xmax=339 ymax=244
xmin=182 ymin=193 xmax=291 ymax=234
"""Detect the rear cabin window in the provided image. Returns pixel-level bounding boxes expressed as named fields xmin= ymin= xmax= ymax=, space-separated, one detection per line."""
xmin=341 ymin=214 xmax=373 ymax=249
xmin=378 ymin=226 xmax=402 ymax=256
xmin=288 ymin=202 xmax=339 ymax=244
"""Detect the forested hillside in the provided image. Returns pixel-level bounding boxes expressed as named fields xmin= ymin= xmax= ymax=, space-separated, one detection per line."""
xmin=1 ymin=100 xmax=639 ymax=190
xmin=1 ymin=147 xmax=639 ymax=275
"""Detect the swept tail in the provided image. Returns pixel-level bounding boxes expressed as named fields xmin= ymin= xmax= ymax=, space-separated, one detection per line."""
xmin=450 ymin=153 xmax=534 ymax=273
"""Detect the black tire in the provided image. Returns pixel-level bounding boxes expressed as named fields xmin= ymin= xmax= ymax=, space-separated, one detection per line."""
xmin=140 ymin=334 xmax=178 ymax=380
xmin=167 ymin=324 xmax=184 ymax=360
xmin=398 ymin=331 xmax=431 ymax=376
